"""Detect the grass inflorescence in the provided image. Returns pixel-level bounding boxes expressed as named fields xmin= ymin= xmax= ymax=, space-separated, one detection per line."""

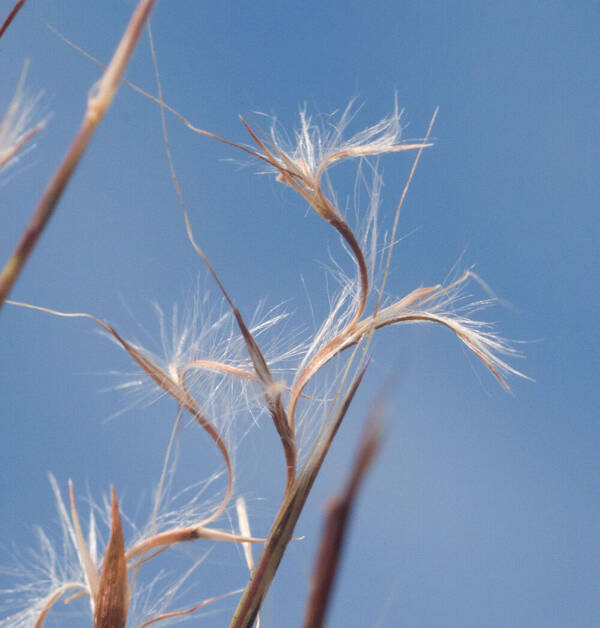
xmin=0 ymin=3 xmax=525 ymax=626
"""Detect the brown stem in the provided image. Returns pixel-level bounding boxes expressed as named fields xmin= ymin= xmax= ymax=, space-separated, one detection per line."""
xmin=329 ymin=216 xmax=369 ymax=326
xmin=0 ymin=0 xmax=26 ymax=40
xmin=33 ymin=583 xmax=86 ymax=628
xmin=127 ymin=526 xmax=264 ymax=561
xmin=148 ymin=74 xmax=297 ymax=496
xmin=0 ymin=123 xmax=43 ymax=171
xmin=0 ymin=0 xmax=155 ymax=309
xmin=9 ymin=301 xmax=235 ymax=525
xmin=105 ymin=326 xmax=234 ymax=524
xmin=288 ymin=329 xmax=351 ymax=432
xmin=136 ymin=590 xmax=243 ymax=628
xmin=229 ymin=365 xmax=368 ymax=628
xmin=285 ymin=209 xmax=368 ymax=434
xmin=288 ymin=286 xmax=443 ymax=428
xmin=302 ymin=415 xmax=380 ymax=628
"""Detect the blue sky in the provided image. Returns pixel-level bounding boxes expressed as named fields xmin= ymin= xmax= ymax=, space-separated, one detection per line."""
xmin=1 ymin=1 xmax=598 ymax=626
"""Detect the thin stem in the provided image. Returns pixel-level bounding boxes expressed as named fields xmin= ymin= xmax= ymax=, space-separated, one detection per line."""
xmin=8 ymin=299 xmax=235 ymax=521
xmin=0 ymin=0 xmax=26 ymax=40
xmin=0 ymin=0 xmax=155 ymax=309
xmin=147 ymin=26 xmax=297 ymax=496
xmin=0 ymin=123 xmax=43 ymax=171
xmin=151 ymin=407 xmax=183 ymax=534
xmin=127 ymin=526 xmax=264 ymax=561
xmin=33 ymin=583 xmax=87 ymax=628
xmin=136 ymin=589 xmax=243 ymax=628
xmin=229 ymin=365 xmax=368 ymax=628
xmin=287 ymin=114 xmax=438 ymax=427
xmin=302 ymin=414 xmax=380 ymax=628
xmin=46 ymin=23 xmax=270 ymax=165
xmin=375 ymin=107 xmax=439 ymax=314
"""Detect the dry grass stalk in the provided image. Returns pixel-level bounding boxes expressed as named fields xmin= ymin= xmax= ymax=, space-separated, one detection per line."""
xmin=1 ymin=12 xmax=527 ymax=626
xmin=0 ymin=0 xmax=26 ymax=41
xmin=0 ymin=0 xmax=155 ymax=309
xmin=228 ymin=365 xmax=370 ymax=628
xmin=302 ymin=410 xmax=381 ymax=628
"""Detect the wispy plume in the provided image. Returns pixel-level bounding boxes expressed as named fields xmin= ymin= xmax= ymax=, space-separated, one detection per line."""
xmin=0 ymin=62 xmax=45 ymax=174
xmin=265 ymin=97 xmax=408 ymax=180
xmin=107 ymin=291 xmax=301 ymax=438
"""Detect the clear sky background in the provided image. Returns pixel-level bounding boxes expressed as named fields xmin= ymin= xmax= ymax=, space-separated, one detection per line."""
xmin=1 ymin=1 xmax=598 ymax=626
